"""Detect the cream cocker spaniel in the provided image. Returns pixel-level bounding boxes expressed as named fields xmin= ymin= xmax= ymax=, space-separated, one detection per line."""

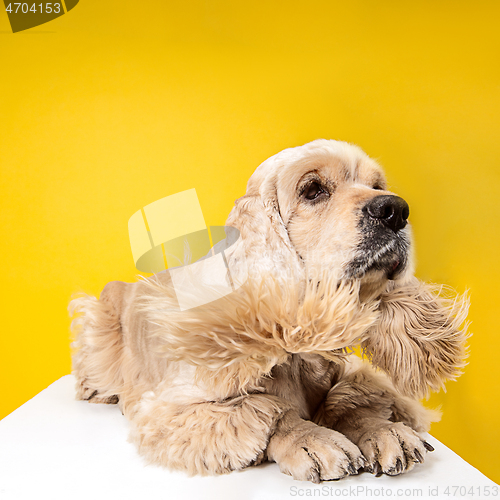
xmin=70 ymin=140 xmax=469 ymax=482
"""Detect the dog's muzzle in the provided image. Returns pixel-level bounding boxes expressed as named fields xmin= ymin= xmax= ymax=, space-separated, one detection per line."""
xmin=344 ymin=195 xmax=411 ymax=280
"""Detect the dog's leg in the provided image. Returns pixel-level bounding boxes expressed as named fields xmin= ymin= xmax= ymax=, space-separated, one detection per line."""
xmin=313 ymin=358 xmax=439 ymax=476
xmin=69 ymin=282 xmax=126 ymax=404
xmin=129 ymin=392 xmax=287 ymax=475
xmin=266 ymin=409 xmax=366 ymax=482
xmin=129 ymin=391 xmax=365 ymax=482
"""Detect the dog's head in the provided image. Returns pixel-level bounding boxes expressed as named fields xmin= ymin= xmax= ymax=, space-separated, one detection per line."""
xmin=229 ymin=139 xmax=413 ymax=290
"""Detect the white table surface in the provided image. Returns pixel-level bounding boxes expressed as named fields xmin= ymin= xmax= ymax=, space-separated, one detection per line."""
xmin=0 ymin=375 xmax=496 ymax=500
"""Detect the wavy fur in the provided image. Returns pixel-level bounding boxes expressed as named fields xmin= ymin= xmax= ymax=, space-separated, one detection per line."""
xmin=362 ymin=279 xmax=470 ymax=398
xmin=137 ymin=271 xmax=379 ymax=393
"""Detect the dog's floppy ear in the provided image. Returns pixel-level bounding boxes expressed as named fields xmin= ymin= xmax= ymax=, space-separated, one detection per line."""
xmin=225 ymin=152 xmax=302 ymax=277
xmin=361 ymin=278 xmax=470 ymax=399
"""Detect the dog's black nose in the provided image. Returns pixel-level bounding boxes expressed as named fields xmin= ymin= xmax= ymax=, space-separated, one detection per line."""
xmin=364 ymin=195 xmax=410 ymax=233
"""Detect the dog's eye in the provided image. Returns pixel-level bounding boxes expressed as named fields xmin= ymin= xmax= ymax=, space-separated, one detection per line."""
xmin=372 ymin=183 xmax=384 ymax=190
xmin=303 ymin=181 xmax=328 ymax=201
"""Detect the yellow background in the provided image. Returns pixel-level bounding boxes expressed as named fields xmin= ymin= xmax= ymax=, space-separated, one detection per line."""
xmin=1 ymin=0 xmax=499 ymax=483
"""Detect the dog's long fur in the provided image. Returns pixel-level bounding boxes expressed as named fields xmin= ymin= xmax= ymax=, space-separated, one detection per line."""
xmin=70 ymin=140 xmax=469 ymax=482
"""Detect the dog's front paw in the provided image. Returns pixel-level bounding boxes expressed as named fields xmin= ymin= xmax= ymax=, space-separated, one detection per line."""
xmin=358 ymin=422 xmax=431 ymax=476
xmin=269 ymin=420 xmax=366 ymax=483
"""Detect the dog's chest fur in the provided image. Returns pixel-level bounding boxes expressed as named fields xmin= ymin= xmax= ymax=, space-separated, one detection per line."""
xmin=260 ymin=354 xmax=342 ymax=420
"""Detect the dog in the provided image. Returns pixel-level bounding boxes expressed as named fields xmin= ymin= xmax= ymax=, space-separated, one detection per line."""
xmin=69 ymin=139 xmax=469 ymax=482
